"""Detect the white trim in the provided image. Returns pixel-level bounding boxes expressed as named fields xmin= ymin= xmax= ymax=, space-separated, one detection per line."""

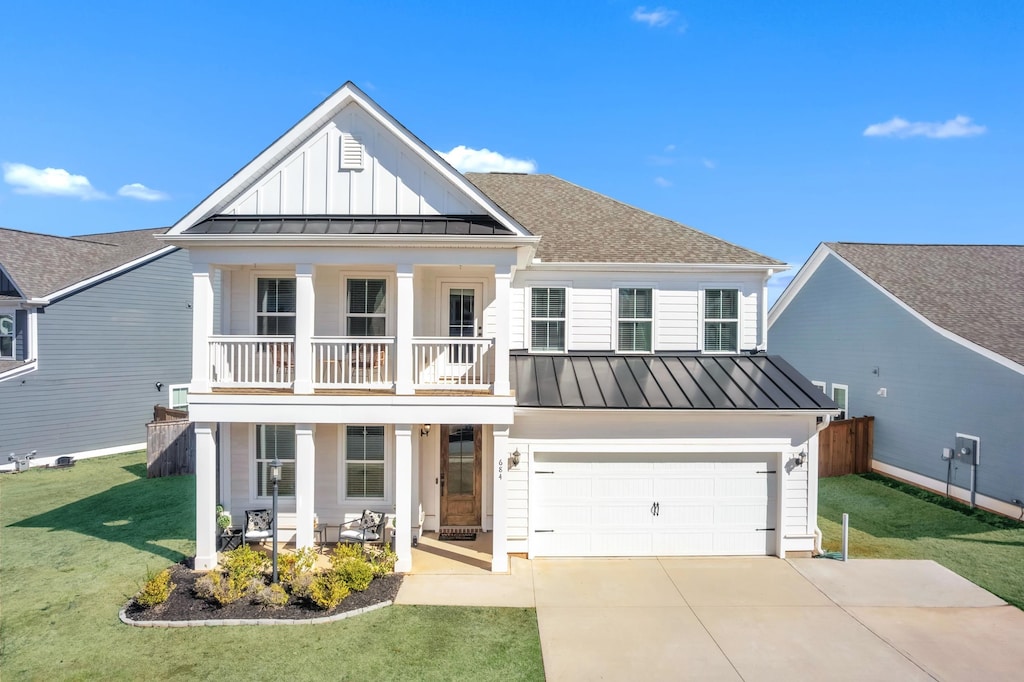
xmin=830 ymin=383 xmax=849 ymax=420
xmin=769 ymin=244 xmax=1024 ymax=377
xmin=168 ymin=383 xmax=189 ymax=410
xmin=0 ymin=309 xmax=15 ymax=360
xmin=872 ymin=459 xmax=1024 ymax=520
xmin=43 ymin=246 xmax=178 ymax=303
xmin=0 ymin=263 xmax=26 ymax=298
xmin=0 ymin=359 xmax=38 ymax=384
xmin=438 ymin=280 xmax=485 ymax=338
xmin=338 ymin=424 xmax=393 ymax=505
xmin=0 ymin=440 xmax=146 ymax=472
xmin=343 ymin=273 xmax=393 ymax=337
xmin=252 ymin=272 xmax=297 ymax=335
xmin=525 ymin=261 xmax=783 ymax=273
xmin=251 ymin=423 xmax=297 ymax=501
xmin=162 ymin=82 xmax=535 ymax=241
xmin=811 ymin=380 xmax=827 ymax=394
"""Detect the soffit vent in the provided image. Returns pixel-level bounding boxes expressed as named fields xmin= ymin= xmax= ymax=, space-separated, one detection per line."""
xmin=339 ymin=132 xmax=364 ymax=170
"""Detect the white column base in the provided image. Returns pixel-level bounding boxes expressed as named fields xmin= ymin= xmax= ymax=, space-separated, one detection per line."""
xmin=395 ymin=425 xmax=413 ymax=572
xmin=294 ymin=424 xmax=315 ymax=549
xmin=491 ymin=426 xmax=510 ymax=573
xmin=194 ymin=422 xmax=218 ymax=570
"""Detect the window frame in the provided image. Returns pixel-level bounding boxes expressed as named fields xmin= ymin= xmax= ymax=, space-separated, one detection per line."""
xmin=528 ymin=285 xmax=568 ymax=353
xmin=345 ymin=276 xmax=389 ymax=337
xmin=811 ymin=380 xmax=827 ymax=394
xmin=340 ymin=424 xmax=391 ymax=503
xmin=0 ymin=311 xmax=14 ymax=359
xmin=700 ymin=286 xmax=742 ymax=353
xmin=168 ymin=383 xmax=189 ymax=410
xmin=615 ymin=285 xmax=655 ymax=354
xmin=253 ymin=274 xmax=297 ymax=337
xmin=831 ymin=383 xmax=849 ymax=420
xmin=252 ymin=424 xmax=296 ymax=499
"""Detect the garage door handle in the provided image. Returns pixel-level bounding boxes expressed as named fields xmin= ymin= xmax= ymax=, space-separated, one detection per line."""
xmin=535 ymin=470 xmax=554 ymax=474
xmin=534 ymin=529 xmax=554 ymax=533
xmin=757 ymin=528 xmax=776 ymax=532
xmin=650 ymin=502 xmax=660 ymax=516
xmin=757 ymin=470 xmax=777 ymax=474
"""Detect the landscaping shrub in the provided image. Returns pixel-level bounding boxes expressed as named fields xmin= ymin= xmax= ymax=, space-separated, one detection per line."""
xmin=280 ymin=546 xmax=318 ymax=589
xmin=252 ymin=582 xmax=289 ymax=608
xmin=364 ymin=544 xmax=397 ymax=577
xmin=194 ymin=571 xmax=245 ymax=606
xmin=136 ymin=568 xmax=175 ymax=608
xmin=334 ymin=556 xmax=373 ymax=592
xmin=330 ymin=542 xmax=364 ymax=563
xmin=310 ymin=572 xmax=350 ymax=609
xmin=221 ymin=545 xmax=270 ymax=586
xmin=289 ymin=572 xmax=315 ymax=599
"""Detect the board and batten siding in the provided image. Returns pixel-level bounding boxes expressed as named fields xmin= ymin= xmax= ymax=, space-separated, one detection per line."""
xmin=511 ymin=271 xmax=764 ymax=352
xmin=224 ymin=103 xmax=477 ymax=218
xmin=769 ymin=254 xmax=1024 ymax=505
xmin=0 ymin=249 xmax=193 ymax=459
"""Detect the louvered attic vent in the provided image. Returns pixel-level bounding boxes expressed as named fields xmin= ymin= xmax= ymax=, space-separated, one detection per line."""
xmin=339 ymin=132 xmax=364 ymax=170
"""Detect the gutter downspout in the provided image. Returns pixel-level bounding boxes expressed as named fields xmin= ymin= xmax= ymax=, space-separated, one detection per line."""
xmin=760 ymin=269 xmax=773 ymax=351
xmin=812 ymin=414 xmax=832 ymax=556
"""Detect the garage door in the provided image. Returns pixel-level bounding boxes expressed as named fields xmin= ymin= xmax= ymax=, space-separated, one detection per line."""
xmin=531 ymin=453 xmax=777 ymax=557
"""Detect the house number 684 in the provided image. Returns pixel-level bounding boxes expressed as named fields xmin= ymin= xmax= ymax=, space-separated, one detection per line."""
xmin=498 ymin=459 xmax=503 ymax=480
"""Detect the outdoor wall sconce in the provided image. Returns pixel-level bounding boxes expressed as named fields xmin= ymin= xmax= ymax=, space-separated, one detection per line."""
xmin=420 ymin=424 xmax=431 ymax=437
xmin=155 ymin=381 xmax=163 ymax=391
xmin=794 ymin=452 xmax=806 ymax=467
xmin=509 ymin=448 xmax=521 ymax=470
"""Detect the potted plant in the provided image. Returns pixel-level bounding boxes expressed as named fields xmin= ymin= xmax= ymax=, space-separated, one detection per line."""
xmin=216 ymin=505 xmax=232 ymax=534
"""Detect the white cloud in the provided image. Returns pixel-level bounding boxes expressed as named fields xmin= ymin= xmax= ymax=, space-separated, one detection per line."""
xmin=632 ymin=6 xmax=681 ymax=29
xmin=767 ymin=272 xmax=796 ymax=307
xmin=863 ymin=115 xmax=986 ymax=139
xmin=701 ymin=158 xmax=717 ymax=170
xmin=118 ymin=183 xmax=169 ymax=201
xmin=439 ymin=145 xmax=537 ymax=173
xmin=2 ymin=162 xmax=106 ymax=199
xmin=654 ymin=176 xmax=673 ymax=187
xmin=664 ymin=144 xmax=676 ymax=153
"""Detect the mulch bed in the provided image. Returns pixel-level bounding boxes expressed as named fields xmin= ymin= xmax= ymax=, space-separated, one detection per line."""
xmin=125 ymin=561 xmax=403 ymax=622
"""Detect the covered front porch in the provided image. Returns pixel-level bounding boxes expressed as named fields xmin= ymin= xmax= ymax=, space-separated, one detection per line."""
xmin=192 ymin=418 xmax=514 ymax=574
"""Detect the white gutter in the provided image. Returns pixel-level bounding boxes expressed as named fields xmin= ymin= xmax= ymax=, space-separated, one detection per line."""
xmin=525 ymin=261 xmax=788 ymax=273
xmin=42 ymin=246 xmax=178 ymax=304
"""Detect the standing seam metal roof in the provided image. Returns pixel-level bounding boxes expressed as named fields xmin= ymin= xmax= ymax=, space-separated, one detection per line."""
xmin=510 ymin=352 xmax=837 ymax=410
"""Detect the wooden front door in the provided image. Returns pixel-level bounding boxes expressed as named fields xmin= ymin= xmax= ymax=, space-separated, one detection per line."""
xmin=440 ymin=425 xmax=482 ymax=526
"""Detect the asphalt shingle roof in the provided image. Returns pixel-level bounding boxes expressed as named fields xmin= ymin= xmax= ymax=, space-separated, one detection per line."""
xmin=827 ymin=242 xmax=1024 ymax=367
xmin=467 ymin=173 xmax=782 ymax=265
xmin=0 ymin=227 xmax=170 ymax=299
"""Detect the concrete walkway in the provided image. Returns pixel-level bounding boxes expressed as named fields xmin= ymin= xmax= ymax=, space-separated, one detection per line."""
xmin=396 ymin=556 xmax=1024 ymax=681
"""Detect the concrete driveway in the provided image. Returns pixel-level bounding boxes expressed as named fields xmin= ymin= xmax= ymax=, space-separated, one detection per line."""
xmin=398 ymin=556 xmax=1024 ymax=681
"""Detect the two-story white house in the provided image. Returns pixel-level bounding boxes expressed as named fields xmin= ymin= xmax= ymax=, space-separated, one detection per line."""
xmin=161 ymin=83 xmax=836 ymax=573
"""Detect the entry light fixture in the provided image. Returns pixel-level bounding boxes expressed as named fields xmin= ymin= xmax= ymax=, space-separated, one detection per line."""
xmin=794 ymin=452 xmax=806 ymax=467
xmin=420 ymin=424 xmax=431 ymax=437
xmin=509 ymin=448 xmax=521 ymax=470
xmin=155 ymin=381 xmax=163 ymax=391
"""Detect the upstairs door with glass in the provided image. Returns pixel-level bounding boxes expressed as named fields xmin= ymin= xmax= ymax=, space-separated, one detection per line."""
xmin=439 ymin=284 xmax=483 ymax=383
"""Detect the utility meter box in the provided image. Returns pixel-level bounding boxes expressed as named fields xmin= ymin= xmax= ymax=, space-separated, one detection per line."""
xmin=955 ymin=435 xmax=980 ymax=466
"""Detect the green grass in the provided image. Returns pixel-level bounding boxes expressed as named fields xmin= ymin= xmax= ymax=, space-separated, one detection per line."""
xmin=819 ymin=474 xmax=1024 ymax=609
xmin=0 ymin=452 xmax=544 ymax=681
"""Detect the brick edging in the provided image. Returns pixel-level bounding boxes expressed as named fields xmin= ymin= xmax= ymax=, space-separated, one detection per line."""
xmin=119 ymin=600 xmax=392 ymax=627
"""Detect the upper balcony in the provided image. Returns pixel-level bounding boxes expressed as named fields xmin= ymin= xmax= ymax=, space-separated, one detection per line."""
xmin=189 ymin=258 xmax=514 ymax=398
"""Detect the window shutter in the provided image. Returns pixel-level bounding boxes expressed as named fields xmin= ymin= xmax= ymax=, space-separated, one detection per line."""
xmin=339 ymin=132 xmax=364 ymax=170
xmin=15 ymin=310 xmax=26 ymax=360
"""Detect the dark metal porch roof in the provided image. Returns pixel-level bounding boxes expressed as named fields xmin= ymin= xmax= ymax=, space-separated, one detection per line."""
xmin=184 ymin=214 xmax=514 ymax=236
xmin=510 ymin=352 xmax=837 ymax=410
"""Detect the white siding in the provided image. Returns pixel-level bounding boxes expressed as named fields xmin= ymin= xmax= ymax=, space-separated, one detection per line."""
xmin=657 ymin=289 xmax=699 ymax=350
xmin=784 ymin=466 xmax=810 ymax=536
xmin=222 ymin=103 xmax=479 ymax=217
xmin=510 ymin=287 xmax=526 ymax=349
xmin=571 ymin=287 xmax=613 ymax=350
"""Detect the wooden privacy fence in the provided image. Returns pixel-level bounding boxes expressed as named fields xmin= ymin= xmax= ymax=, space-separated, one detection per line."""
xmin=147 ymin=405 xmax=195 ymax=478
xmin=819 ymin=416 xmax=874 ymax=478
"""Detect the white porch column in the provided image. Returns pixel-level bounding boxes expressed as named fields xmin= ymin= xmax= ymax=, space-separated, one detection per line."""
xmin=395 ymin=265 xmax=414 ymax=395
xmin=194 ymin=423 xmax=218 ymax=570
xmin=493 ymin=265 xmax=512 ymax=396
xmin=294 ymin=423 xmax=315 ymax=549
xmin=191 ymin=264 xmax=213 ymax=393
xmin=293 ymin=264 xmax=315 ymax=394
xmin=491 ymin=425 xmax=510 ymax=572
xmin=395 ymin=424 xmax=413 ymax=572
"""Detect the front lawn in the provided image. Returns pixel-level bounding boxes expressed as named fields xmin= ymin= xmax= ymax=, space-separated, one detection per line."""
xmin=818 ymin=474 xmax=1024 ymax=609
xmin=0 ymin=452 xmax=544 ymax=681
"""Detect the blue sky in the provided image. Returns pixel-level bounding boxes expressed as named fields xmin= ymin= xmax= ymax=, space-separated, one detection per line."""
xmin=2 ymin=1 xmax=1021 ymax=298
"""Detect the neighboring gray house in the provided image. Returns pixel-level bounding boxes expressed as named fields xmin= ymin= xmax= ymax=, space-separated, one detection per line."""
xmin=769 ymin=242 xmax=1024 ymax=516
xmin=0 ymin=227 xmax=193 ymax=470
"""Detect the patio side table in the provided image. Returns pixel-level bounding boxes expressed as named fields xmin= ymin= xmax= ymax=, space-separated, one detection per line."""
xmin=219 ymin=529 xmax=242 ymax=551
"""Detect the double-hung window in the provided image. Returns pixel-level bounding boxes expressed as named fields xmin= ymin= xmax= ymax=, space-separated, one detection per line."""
xmin=703 ymin=288 xmax=739 ymax=353
xmin=618 ymin=288 xmax=653 ymax=352
xmin=347 ymin=279 xmax=387 ymax=336
xmin=831 ymin=384 xmax=849 ymax=421
xmin=256 ymin=278 xmax=296 ymax=335
xmin=531 ymin=287 xmax=566 ymax=352
xmin=345 ymin=425 xmax=386 ymax=499
xmin=0 ymin=313 xmax=13 ymax=359
xmin=255 ymin=424 xmax=295 ymax=497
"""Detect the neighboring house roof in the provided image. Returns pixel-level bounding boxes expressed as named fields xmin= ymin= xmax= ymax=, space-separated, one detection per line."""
xmin=510 ymin=351 xmax=836 ymax=410
xmin=467 ymin=173 xmax=783 ymax=266
xmin=770 ymin=242 xmax=1024 ymax=371
xmin=184 ymin=215 xmax=514 ymax=236
xmin=0 ymin=227 xmax=171 ymax=300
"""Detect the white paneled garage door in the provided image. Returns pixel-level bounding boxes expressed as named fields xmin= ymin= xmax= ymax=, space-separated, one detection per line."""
xmin=531 ymin=453 xmax=777 ymax=557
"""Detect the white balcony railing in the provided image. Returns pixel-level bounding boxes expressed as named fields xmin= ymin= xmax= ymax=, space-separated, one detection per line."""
xmin=412 ymin=337 xmax=494 ymax=389
xmin=209 ymin=336 xmax=294 ymax=388
xmin=312 ymin=337 xmax=394 ymax=388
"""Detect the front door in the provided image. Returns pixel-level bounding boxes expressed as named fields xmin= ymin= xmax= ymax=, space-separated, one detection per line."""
xmin=442 ymin=284 xmax=482 ymax=379
xmin=440 ymin=425 xmax=482 ymax=526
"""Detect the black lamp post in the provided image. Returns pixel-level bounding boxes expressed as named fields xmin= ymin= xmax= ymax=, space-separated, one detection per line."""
xmin=269 ymin=458 xmax=282 ymax=584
